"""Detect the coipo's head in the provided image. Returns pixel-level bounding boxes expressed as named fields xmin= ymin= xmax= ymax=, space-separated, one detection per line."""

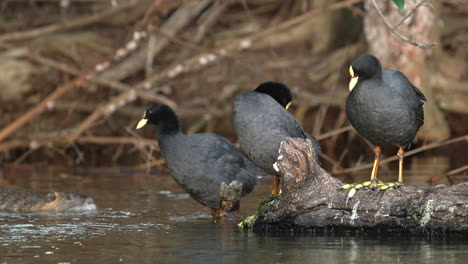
xmin=348 ymin=54 xmax=382 ymax=91
xmin=254 ymin=81 xmax=293 ymax=109
xmin=45 ymin=192 xmax=97 ymax=212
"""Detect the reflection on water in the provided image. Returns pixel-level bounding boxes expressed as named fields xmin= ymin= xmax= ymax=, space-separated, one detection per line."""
xmin=0 ymin=166 xmax=467 ymax=263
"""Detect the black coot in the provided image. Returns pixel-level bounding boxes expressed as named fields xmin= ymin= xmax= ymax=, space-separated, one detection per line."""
xmin=137 ymin=104 xmax=264 ymax=213
xmin=345 ymin=54 xmax=426 ymax=191
xmin=233 ymin=81 xmax=321 ymax=194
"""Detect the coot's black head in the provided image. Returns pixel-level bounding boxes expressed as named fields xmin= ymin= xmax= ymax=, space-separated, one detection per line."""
xmin=349 ymin=54 xmax=383 ymax=91
xmin=136 ymin=104 xmax=180 ymax=134
xmin=254 ymin=81 xmax=292 ymax=109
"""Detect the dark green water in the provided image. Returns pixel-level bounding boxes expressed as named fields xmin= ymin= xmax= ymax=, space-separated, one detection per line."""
xmin=0 ymin=166 xmax=467 ymax=263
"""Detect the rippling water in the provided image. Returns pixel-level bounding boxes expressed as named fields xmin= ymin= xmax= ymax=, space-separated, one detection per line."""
xmin=0 ymin=165 xmax=467 ymax=263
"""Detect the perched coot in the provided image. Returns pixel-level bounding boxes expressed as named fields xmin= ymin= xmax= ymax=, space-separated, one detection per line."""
xmin=233 ymin=81 xmax=321 ymax=194
xmin=136 ymin=104 xmax=264 ymax=213
xmin=345 ymin=54 xmax=426 ymax=191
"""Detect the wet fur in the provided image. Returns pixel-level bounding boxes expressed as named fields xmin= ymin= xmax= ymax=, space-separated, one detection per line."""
xmin=0 ymin=188 xmax=96 ymax=213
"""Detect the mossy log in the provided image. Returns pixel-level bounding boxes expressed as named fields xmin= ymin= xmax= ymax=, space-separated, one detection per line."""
xmin=249 ymin=138 xmax=468 ymax=235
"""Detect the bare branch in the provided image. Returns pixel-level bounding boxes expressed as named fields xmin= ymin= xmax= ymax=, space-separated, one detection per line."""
xmin=0 ymin=0 xmax=140 ymax=43
xmin=429 ymin=164 xmax=468 ymax=185
xmin=0 ymin=77 xmax=85 ymax=143
xmin=370 ymin=0 xmax=436 ymax=49
xmin=316 ymin=126 xmax=353 ymax=141
xmin=394 ymin=0 xmax=431 ymax=29
xmin=331 ymin=134 xmax=468 ymax=175
xmin=0 ymin=0 xmax=363 ymax=147
xmin=67 ymin=0 xmax=363 ymax=141
xmin=0 ymin=137 xmax=158 ymax=153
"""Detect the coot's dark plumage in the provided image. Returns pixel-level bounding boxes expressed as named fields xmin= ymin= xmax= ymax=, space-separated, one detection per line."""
xmin=346 ymin=54 xmax=426 ymax=186
xmin=136 ymin=104 xmax=263 ymax=210
xmin=233 ymin=81 xmax=321 ymax=194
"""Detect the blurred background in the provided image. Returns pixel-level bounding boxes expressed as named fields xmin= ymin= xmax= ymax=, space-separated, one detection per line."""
xmin=0 ymin=0 xmax=467 ymax=186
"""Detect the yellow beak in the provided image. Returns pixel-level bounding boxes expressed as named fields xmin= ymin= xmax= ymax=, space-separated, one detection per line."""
xmin=136 ymin=118 xmax=148 ymax=129
xmin=285 ymin=101 xmax=292 ymax=110
xmin=348 ymin=65 xmax=358 ymax=91
xmin=349 ymin=76 xmax=358 ymax=91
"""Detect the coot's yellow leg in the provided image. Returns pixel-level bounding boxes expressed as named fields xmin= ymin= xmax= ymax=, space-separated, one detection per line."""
xmin=342 ymin=146 xmax=381 ymax=190
xmin=272 ymin=175 xmax=280 ymax=195
xmin=370 ymin=146 xmax=381 ymax=181
xmin=397 ymin=147 xmax=404 ymax=184
xmin=372 ymin=148 xmax=405 ymax=193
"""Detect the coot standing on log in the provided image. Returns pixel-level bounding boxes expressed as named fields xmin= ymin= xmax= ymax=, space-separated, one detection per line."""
xmin=344 ymin=54 xmax=426 ymax=195
xmin=233 ymin=81 xmax=321 ymax=194
xmin=136 ymin=104 xmax=264 ymax=215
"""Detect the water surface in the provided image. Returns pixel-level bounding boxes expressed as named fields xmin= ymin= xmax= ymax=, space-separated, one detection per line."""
xmin=0 ymin=165 xmax=466 ymax=263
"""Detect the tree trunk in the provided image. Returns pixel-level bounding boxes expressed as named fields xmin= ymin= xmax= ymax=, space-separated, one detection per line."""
xmin=248 ymin=138 xmax=468 ymax=235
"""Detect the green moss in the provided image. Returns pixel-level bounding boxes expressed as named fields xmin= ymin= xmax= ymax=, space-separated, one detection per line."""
xmin=238 ymin=194 xmax=279 ymax=229
xmin=410 ymin=199 xmax=423 ymax=223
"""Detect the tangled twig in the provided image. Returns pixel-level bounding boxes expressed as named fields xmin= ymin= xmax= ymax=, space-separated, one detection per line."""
xmin=370 ymin=0 xmax=436 ymax=49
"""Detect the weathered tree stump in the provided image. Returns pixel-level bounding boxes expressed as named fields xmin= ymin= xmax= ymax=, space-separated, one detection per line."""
xmin=249 ymin=138 xmax=468 ymax=235
xmin=213 ymin=181 xmax=243 ymax=222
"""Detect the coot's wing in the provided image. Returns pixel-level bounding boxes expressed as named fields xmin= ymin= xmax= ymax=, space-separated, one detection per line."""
xmin=233 ymin=93 xmax=304 ymax=168
xmin=258 ymin=101 xmax=322 ymax=167
xmin=234 ymin=92 xmax=321 ymax=167
xmin=261 ymin=95 xmax=312 ymax=139
xmin=201 ymin=135 xmax=261 ymax=195
xmin=406 ymin=78 xmax=425 ymax=125
xmin=269 ymin=99 xmax=321 ymax=155
xmin=188 ymin=134 xmax=259 ymax=196
xmin=383 ymin=70 xmax=426 ymax=126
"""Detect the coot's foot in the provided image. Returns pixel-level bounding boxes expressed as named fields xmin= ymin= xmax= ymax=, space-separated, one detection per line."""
xmin=342 ymin=180 xmax=377 ymax=207
xmin=341 ymin=179 xmax=381 ymax=190
xmin=342 ymin=180 xmax=403 ymax=207
xmin=373 ymin=181 xmax=403 ymax=195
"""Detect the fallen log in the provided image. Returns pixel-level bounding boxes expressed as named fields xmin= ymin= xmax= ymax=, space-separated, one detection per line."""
xmin=245 ymin=138 xmax=468 ymax=235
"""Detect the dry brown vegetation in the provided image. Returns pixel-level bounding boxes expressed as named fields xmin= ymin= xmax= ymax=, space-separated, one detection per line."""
xmin=0 ymin=0 xmax=467 ymax=184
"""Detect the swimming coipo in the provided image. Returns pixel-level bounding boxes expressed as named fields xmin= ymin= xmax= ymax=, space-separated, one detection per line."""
xmin=0 ymin=188 xmax=97 ymax=213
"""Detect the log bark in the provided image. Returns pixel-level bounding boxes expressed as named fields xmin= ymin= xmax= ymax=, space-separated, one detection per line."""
xmin=249 ymin=138 xmax=468 ymax=235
